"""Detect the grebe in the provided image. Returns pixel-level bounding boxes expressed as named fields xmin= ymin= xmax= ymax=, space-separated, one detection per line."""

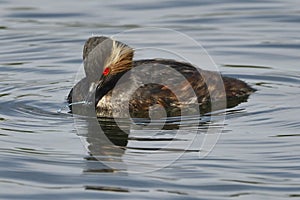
xmin=68 ymin=37 xmax=255 ymax=118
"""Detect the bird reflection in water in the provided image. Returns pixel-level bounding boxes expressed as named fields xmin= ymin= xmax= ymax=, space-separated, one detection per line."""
xmin=67 ymin=36 xmax=255 ymax=178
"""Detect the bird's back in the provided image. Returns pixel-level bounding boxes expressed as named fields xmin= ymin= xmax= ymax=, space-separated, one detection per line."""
xmin=94 ymin=59 xmax=255 ymax=118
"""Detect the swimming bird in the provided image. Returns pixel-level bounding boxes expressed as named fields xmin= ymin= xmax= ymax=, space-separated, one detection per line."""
xmin=68 ymin=36 xmax=255 ymax=118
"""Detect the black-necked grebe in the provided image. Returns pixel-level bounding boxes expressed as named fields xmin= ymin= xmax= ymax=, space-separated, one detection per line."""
xmin=68 ymin=37 xmax=255 ymax=118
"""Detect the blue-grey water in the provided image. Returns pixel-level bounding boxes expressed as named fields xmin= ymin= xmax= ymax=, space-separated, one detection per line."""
xmin=1 ymin=0 xmax=300 ymax=199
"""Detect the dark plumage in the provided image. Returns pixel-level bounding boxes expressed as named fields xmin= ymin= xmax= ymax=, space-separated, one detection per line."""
xmin=68 ymin=37 xmax=255 ymax=118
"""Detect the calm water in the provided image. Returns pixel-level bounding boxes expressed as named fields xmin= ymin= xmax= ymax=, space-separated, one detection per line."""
xmin=1 ymin=0 xmax=300 ymax=199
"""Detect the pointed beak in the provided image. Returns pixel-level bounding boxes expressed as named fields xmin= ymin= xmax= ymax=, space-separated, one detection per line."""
xmin=77 ymin=79 xmax=102 ymax=108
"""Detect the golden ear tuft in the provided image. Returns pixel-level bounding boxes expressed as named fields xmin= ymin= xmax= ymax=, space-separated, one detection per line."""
xmin=105 ymin=40 xmax=134 ymax=74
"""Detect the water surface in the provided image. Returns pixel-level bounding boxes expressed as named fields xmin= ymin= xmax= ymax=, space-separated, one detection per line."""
xmin=1 ymin=0 xmax=300 ymax=199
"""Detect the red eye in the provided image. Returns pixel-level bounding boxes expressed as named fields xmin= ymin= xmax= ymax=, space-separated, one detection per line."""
xmin=103 ymin=67 xmax=110 ymax=76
